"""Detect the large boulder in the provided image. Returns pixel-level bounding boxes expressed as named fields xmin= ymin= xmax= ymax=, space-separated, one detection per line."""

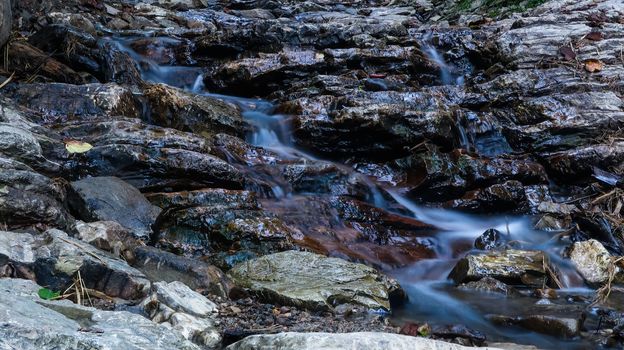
xmin=226 ymin=332 xmax=502 ymax=350
xmin=0 ymin=278 xmax=200 ymax=350
xmin=68 ymin=177 xmax=161 ymax=240
xmin=0 ymin=0 xmax=10 ymax=48
xmin=228 ymin=250 xmax=405 ymax=312
xmin=0 ymin=229 xmax=150 ymax=299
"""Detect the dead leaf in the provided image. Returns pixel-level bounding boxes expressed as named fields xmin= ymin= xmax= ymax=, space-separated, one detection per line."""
xmin=584 ymin=59 xmax=603 ymax=73
xmin=559 ymin=46 xmax=577 ymax=61
xmin=65 ymin=140 xmax=93 ymax=154
xmin=585 ymin=31 xmax=604 ymax=41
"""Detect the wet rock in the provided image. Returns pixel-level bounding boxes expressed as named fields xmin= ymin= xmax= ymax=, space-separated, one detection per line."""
xmin=0 ymin=158 xmax=74 ymax=230
xmin=228 ymin=250 xmax=405 ymax=312
xmin=0 ymin=0 xmax=10 ymax=48
xmin=474 ymin=229 xmax=507 ymax=250
xmin=141 ymin=281 xmax=220 ymax=348
xmin=133 ymin=246 xmax=233 ymax=298
xmin=568 ymin=239 xmax=624 ymax=286
xmin=226 ymin=332 xmax=500 ymax=350
xmin=489 ymin=314 xmax=581 ymax=339
xmin=0 ymin=278 xmax=200 ymax=350
xmin=68 ymin=177 xmax=162 ymax=240
xmin=151 ymin=188 xmax=298 ymax=269
xmin=397 ymin=148 xmax=547 ymax=203
xmin=449 ymin=249 xmax=558 ymax=287
xmin=4 ymin=83 xmax=142 ymax=122
xmin=286 ymin=90 xmax=459 ymax=160
xmin=0 ymin=124 xmax=45 ymax=169
xmin=142 ymin=84 xmax=246 ymax=136
xmin=459 ymin=277 xmax=520 ymax=297
xmin=54 ymin=118 xmax=245 ymax=191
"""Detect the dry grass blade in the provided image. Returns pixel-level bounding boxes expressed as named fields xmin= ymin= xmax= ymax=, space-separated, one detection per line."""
xmin=592 ymin=257 xmax=624 ymax=305
xmin=0 ymin=71 xmax=14 ymax=89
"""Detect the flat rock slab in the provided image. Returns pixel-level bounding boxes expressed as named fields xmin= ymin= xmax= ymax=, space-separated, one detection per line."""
xmin=449 ymin=249 xmax=557 ymax=287
xmin=226 ymin=332 xmax=503 ymax=350
xmin=69 ymin=176 xmax=161 ymax=240
xmin=0 ymin=278 xmax=200 ymax=350
xmin=228 ymin=250 xmax=404 ymax=312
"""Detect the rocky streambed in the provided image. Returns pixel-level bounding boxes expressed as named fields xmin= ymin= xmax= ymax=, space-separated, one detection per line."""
xmin=1 ymin=0 xmax=623 ymax=349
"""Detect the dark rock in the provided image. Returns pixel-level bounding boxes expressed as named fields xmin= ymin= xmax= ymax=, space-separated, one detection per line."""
xmin=150 ymin=189 xmax=299 ymax=269
xmin=0 ymin=0 xmax=10 ymax=48
xmin=474 ymin=229 xmax=507 ymax=250
xmin=488 ymin=314 xmax=581 ymax=339
xmin=142 ymin=84 xmax=246 ymax=137
xmin=68 ymin=176 xmax=161 ymax=240
xmin=0 ymin=157 xmax=74 ymax=231
xmin=133 ymin=246 xmax=233 ymax=298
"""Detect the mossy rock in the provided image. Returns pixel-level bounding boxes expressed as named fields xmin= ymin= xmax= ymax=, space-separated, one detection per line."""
xmin=229 ymin=251 xmax=405 ymax=312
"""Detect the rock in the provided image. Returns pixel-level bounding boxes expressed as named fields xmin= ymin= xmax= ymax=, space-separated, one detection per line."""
xmin=53 ymin=118 xmax=245 ymax=191
xmin=228 ymin=250 xmax=405 ymax=312
xmin=226 ymin=332 xmax=502 ymax=350
xmin=489 ymin=314 xmax=581 ymax=339
xmin=75 ymin=220 xmax=139 ymax=261
xmin=449 ymin=249 xmax=559 ymax=287
xmin=568 ymin=239 xmax=624 ymax=286
xmin=68 ymin=177 xmax=162 ymax=240
xmin=0 ymin=158 xmax=74 ymax=230
xmin=151 ymin=189 xmax=299 ymax=269
xmin=474 ymin=229 xmax=508 ymax=250
xmin=133 ymin=246 xmax=233 ymax=298
xmin=0 ymin=278 xmax=200 ymax=350
xmin=1 ymin=228 xmax=149 ymax=299
xmin=0 ymin=0 xmax=10 ymax=48
xmin=140 ymin=281 xmax=221 ymax=348
xmin=459 ymin=277 xmax=520 ymax=297
xmin=142 ymin=84 xmax=246 ymax=136
xmin=4 ymin=83 xmax=142 ymax=122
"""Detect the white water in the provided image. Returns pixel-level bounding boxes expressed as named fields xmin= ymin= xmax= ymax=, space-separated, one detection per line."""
xmin=421 ymin=32 xmax=465 ymax=86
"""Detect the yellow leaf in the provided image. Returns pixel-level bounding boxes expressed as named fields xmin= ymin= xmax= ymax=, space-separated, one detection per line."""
xmin=65 ymin=140 xmax=93 ymax=154
xmin=584 ymin=59 xmax=603 ymax=73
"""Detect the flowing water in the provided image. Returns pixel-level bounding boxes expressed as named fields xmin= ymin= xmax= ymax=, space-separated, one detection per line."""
xmin=112 ymin=35 xmax=597 ymax=349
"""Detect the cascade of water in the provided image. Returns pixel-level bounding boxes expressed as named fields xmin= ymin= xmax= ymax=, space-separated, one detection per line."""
xmin=421 ymin=32 xmax=464 ymax=86
xmin=112 ymin=37 xmax=594 ymax=348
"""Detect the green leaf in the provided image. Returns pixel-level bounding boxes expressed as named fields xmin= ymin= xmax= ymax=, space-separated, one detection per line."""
xmin=38 ymin=288 xmax=60 ymax=300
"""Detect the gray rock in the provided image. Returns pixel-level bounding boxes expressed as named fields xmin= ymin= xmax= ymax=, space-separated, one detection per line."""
xmin=568 ymin=239 xmax=624 ymax=285
xmin=141 ymin=281 xmax=221 ymax=348
xmin=0 ymin=278 xmax=200 ymax=350
xmin=69 ymin=177 xmax=161 ymax=240
xmin=0 ymin=229 xmax=149 ymax=299
xmin=228 ymin=250 xmax=405 ymax=312
xmin=460 ymin=277 xmax=520 ymax=297
xmin=226 ymin=332 xmax=502 ymax=350
xmin=449 ymin=249 xmax=558 ymax=287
